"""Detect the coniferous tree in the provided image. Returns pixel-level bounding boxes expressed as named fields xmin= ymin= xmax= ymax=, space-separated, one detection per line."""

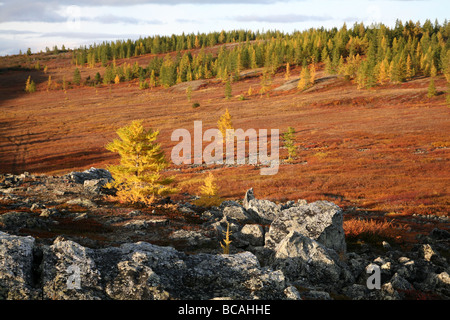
xmin=297 ymin=61 xmax=311 ymax=91
xmin=25 ymin=76 xmax=36 ymax=93
xmin=217 ymin=108 xmax=233 ymax=142
xmin=309 ymin=62 xmax=316 ymax=85
xmin=105 ymin=120 xmax=176 ymax=205
xmin=285 ymin=62 xmax=291 ymax=80
xmin=377 ymin=59 xmax=390 ymax=85
xmin=199 ymin=172 xmax=218 ymax=197
xmin=73 ymin=67 xmax=81 ymax=85
xmin=427 ymin=78 xmax=437 ymax=97
xmin=259 ymin=70 xmax=272 ymax=95
xmin=283 ymin=126 xmax=297 ymax=162
xmin=224 ymin=76 xmax=232 ymax=99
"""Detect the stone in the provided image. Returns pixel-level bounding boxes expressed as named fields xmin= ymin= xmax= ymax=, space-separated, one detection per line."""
xmin=39 ymin=208 xmax=59 ymax=218
xmin=417 ymin=244 xmax=437 ymax=262
xmin=265 ymin=200 xmax=346 ymax=253
xmin=272 ymin=231 xmax=353 ymax=289
xmin=390 ymin=273 xmax=414 ymax=291
xmin=66 ymin=198 xmax=96 ymax=208
xmin=83 ymin=178 xmax=109 ymax=194
xmin=238 ymin=224 xmax=265 ymax=247
xmin=0 ymin=231 xmax=40 ymax=299
xmin=243 ymin=188 xmax=281 ymax=223
xmin=169 ymin=230 xmax=210 ymax=247
xmin=284 ymin=286 xmax=302 ymax=300
xmin=66 ymin=167 xmax=113 ymax=184
xmin=222 ymin=205 xmax=255 ymax=222
xmin=38 ymin=237 xmax=289 ymax=300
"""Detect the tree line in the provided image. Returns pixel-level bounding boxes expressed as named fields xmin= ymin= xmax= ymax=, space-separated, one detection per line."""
xmin=71 ymin=20 xmax=450 ymax=89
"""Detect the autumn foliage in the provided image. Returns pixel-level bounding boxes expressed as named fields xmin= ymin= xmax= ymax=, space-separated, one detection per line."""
xmin=105 ymin=120 xmax=176 ymax=205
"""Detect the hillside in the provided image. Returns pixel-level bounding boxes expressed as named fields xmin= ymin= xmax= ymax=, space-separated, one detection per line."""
xmin=0 ymin=24 xmax=449 ymax=288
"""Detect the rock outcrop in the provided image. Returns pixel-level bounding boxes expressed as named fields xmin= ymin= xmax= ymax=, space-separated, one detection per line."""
xmin=0 ymin=171 xmax=449 ymax=300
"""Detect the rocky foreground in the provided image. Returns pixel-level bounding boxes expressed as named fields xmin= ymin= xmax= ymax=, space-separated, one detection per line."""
xmin=0 ymin=168 xmax=449 ymax=300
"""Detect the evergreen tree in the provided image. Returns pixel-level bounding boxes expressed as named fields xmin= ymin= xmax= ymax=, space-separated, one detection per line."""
xmin=405 ymin=54 xmax=414 ymax=80
xmin=103 ymin=65 xmax=115 ymax=84
xmin=73 ymin=67 xmax=81 ymax=85
xmin=159 ymin=55 xmax=176 ymax=88
xmin=285 ymin=62 xmax=291 ymax=80
xmin=105 ymin=120 xmax=176 ymax=205
xmin=297 ymin=61 xmax=311 ymax=91
xmin=377 ymin=59 xmax=390 ymax=85
xmin=149 ymin=70 xmax=157 ymax=87
xmin=282 ymin=126 xmax=297 ymax=161
xmin=94 ymin=72 xmax=101 ymax=85
xmin=186 ymin=85 xmax=192 ymax=102
xmin=25 ymin=76 xmax=36 ymax=93
xmin=427 ymin=78 xmax=437 ymax=97
xmin=259 ymin=70 xmax=272 ymax=95
xmin=199 ymin=172 xmax=218 ymax=197
xmin=224 ymin=76 xmax=232 ymax=99
xmin=309 ymin=62 xmax=316 ymax=85
xmin=217 ymin=108 xmax=233 ymax=142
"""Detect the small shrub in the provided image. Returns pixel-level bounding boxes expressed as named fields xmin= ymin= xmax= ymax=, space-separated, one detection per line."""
xmin=192 ymin=102 xmax=200 ymax=108
xmin=427 ymin=78 xmax=437 ymax=98
xmin=25 ymin=76 xmax=36 ymax=93
xmin=220 ymin=221 xmax=232 ymax=255
xmin=139 ymin=80 xmax=149 ymax=90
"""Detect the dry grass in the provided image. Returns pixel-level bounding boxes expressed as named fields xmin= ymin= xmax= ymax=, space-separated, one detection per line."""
xmin=344 ymin=218 xmax=400 ymax=238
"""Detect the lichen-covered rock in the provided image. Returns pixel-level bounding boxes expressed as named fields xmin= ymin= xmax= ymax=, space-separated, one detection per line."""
xmin=65 ymin=167 xmax=113 ymax=184
xmin=243 ymin=188 xmax=281 ymax=223
xmin=265 ymin=200 xmax=346 ymax=254
xmin=271 ymin=231 xmax=353 ymax=289
xmin=39 ymin=237 xmax=288 ymax=300
xmin=0 ymin=231 xmax=41 ymax=299
xmin=41 ymin=237 xmax=104 ymax=300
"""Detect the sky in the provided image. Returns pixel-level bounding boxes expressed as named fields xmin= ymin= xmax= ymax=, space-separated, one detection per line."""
xmin=0 ymin=0 xmax=448 ymax=56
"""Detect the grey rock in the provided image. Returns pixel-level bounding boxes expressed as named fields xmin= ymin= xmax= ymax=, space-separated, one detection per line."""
xmin=66 ymin=167 xmax=113 ymax=184
xmin=66 ymin=198 xmax=96 ymax=208
xmin=417 ymin=244 xmax=438 ymax=262
xmin=243 ymin=188 xmax=281 ymax=223
xmin=0 ymin=231 xmax=40 ymax=299
xmin=222 ymin=205 xmax=256 ymax=222
xmin=284 ymin=286 xmax=302 ymax=300
xmin=342 ymin=284 xmax=369 ymax=300
xmin=0 ymin=211 xmax=48 ymax=231
xmin=169 ymin=230 xmax=210 ymax=247
xmin=237 ymin=224 xmax=265 ymax=247
xmin=39 ymin=208 xmax=59 ymax=218
xmin=429 ymin=228 xmax=450 ymax=240
xmin=83 ymin=178 xmax=109 ymax=194
xmin=123 ymin=220 xmax=149 ymax=230
xmin=38 ymin=236 xmax=288 ymax=300
xmin=41 ymin=237 xmax=104 ymax=300
xmin=272 ymin=231 xmax=353 ymax=289
xmin=105 ymin=251 xmax=170 ymax=300
xmin=265 ymin=200 xmax=346 ymax=254
xmin=300 ymin=290 xmax=332 ymax=300
xmin=390 ymin=273 xmax=414 ymax=291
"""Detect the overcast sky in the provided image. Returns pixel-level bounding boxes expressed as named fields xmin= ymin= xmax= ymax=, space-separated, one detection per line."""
xmin=0 ymin=0 xmax=448 ymax=56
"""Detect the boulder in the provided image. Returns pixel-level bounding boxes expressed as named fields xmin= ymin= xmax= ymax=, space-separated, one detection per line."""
xmin=39 ymin=236 xmax=288 ymax=300
xmin=66 ymin=167 xmax=113 ymax=184
xmin=236 ymin=224 xmax=265 ymax=247
xmin=243 ymin=189 xmax=281 ymax=224
xmin=0 ymin=231 xmax=40 ymax=299
xmin=265 ymin=200 xmax=346 ymax=254
xmin=271 ymin=231 xmax=353 ymax=289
